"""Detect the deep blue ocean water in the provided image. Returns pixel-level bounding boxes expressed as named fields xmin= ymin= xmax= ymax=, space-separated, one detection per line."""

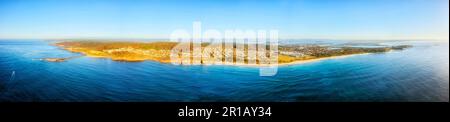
xmin=0 ymin=40 xmax=448 ymax=102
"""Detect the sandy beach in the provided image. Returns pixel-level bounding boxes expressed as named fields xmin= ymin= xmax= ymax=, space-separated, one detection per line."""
xmin=159 ymin=53 xmax=371 ymax=67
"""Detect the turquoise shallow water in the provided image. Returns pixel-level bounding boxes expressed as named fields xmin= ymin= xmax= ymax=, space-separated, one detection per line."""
xmin=0 ymin=40 xmax=448 ymax=102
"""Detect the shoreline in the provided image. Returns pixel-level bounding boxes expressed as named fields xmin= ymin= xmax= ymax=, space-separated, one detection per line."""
xmin=276 ymin=53 xmax=370 ymax=67
xmin=70 ymin=51 xmax=369 ymax=67
xmin=195 ymin=53 xmax=370 ymax=67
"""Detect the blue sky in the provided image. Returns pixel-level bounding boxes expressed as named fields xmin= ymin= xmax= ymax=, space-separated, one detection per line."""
xmin=0 ymin=0 xmax=448 ymax=40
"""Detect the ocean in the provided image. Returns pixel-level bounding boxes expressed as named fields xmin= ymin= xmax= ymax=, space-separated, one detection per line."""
xmin=0 ymin=40 xmax=448 ymax=102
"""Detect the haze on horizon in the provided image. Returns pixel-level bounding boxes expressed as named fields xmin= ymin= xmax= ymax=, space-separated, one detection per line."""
xmin=0 ymin=0 xmax=448 ymax=41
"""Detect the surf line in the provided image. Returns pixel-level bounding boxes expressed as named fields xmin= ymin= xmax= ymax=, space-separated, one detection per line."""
xmin=178 ymin=106 xmax=213 ymax=119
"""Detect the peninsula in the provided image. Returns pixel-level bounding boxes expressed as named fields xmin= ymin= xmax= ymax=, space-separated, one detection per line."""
xmin=52 ymin=41 xmax=412 ymax=65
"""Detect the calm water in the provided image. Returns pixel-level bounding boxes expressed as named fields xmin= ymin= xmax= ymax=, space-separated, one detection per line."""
xmin=0 ymin=40 xmax=448 ymax=102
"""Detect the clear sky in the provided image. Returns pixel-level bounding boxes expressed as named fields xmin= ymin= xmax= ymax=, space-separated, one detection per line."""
xmin=0 ymin=0 xmax=448 ymax=40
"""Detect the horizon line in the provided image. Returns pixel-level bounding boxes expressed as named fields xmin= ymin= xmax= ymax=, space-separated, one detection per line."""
xmin=0 ymin=37 xmax=448 ymax=42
